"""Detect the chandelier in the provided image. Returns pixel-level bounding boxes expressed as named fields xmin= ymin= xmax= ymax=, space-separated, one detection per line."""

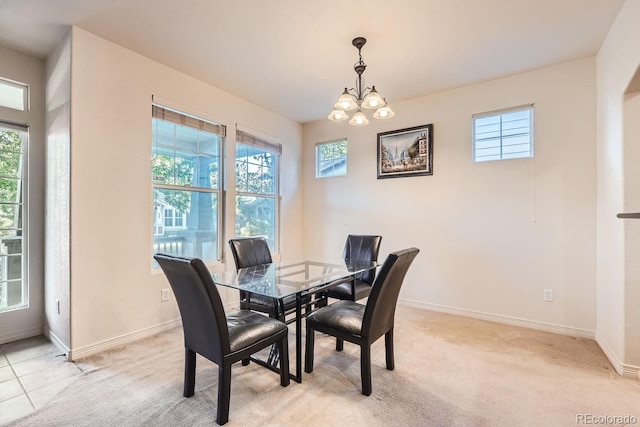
xmin=328 ymin=37 xmax=395 ymax=126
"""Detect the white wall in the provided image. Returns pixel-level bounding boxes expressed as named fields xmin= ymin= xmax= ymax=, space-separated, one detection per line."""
xmin=597 ymin=0 xmax=640 ymax=377
xmin=44 ymin=30 xmax=71 ymax=351
xmin=303 ymin=57 xmax=597 ymax=336
xmin=0 ymin=45 xmax=45 ymax=344
xmin=64 ymin=27 xmax=303 ymax=358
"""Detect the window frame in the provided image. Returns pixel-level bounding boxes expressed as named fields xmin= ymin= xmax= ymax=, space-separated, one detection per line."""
xmin=151 ymin=104 xmax=226 ymax=266
xmin=0 ymin=120 xmax=29 ymax=313
xmin=315 ymin=139 xmax=348 ymax=178
xmin=472 ymin=104 xmax=534 ymax=163
xmin=234 ymin=130 xmax=281 ymax=253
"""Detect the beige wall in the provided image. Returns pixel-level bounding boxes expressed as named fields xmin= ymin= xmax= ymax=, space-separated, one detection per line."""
xmin=597 ymin=0 xmax=640 ymax=377
xmin=0 ymin=45 xmax=45 ymax=344
xmin=63 ymin=27 xmax=303 ymax=358
xmin=303 ymin=57 xmax=597 ymax=336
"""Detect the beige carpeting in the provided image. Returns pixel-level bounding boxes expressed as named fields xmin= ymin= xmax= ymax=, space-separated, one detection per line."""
xmin=9 ymin=306 xmax=640 ymax=426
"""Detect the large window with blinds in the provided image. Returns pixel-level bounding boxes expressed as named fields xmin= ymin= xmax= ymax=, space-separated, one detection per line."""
xmin=472 ymin=105 xmax=533 ymax=162
xmin=151 ymin=105 xmax=225 ymax=264
xmin=0 ymin=121 xmax=28 ymax=312
xmin=235 ymin=130 xmax=280 ymax=251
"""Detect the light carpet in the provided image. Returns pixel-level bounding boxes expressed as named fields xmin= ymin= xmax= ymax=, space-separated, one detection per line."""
xmin=9 ymin=306 xmax=640 ymax=426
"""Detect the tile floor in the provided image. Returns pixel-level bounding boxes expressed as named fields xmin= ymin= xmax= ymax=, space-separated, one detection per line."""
xmin=0 ymin=336 xmax=82 ymax=425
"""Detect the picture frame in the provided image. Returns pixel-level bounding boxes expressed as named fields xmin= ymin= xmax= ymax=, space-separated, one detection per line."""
xmin=377 ymin=124 xmax=433 ymax=179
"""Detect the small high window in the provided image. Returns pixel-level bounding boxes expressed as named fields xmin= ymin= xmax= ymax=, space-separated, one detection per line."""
xmin=316 ymin=139 xmax=347 ymax=178
xmin=472 ymin=105 xmax=533 ymax=162
xmin=0 ymin=78 xmax=28 ymax=112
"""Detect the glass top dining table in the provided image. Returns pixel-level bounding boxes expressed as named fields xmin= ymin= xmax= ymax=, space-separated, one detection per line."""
xmin=212 ymin=259 xmax=377 ymax=382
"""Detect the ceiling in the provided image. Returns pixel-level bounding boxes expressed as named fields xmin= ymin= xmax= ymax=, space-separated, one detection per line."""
xmin=0 ymin=0 xmax=626 ymax=124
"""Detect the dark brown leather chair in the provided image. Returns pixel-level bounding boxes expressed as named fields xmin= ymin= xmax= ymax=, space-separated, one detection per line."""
xmin=228 ymin=237 xmax=307 ymax=320
xmin=154 ymin=253 xmax=289 ymax=425
xmin=305 ymin=247 xmax=419 ymax=396
xmin=325 ymin=235 xmax=382 ymax=301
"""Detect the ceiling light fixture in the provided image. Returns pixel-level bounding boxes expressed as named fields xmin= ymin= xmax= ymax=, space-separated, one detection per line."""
xmin=328 ymin=37 xmax=395 ymax=126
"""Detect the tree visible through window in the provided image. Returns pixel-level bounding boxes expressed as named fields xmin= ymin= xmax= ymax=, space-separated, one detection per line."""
xmin=151 ymin=105 xmax=225 ymax=263
xmin=0 ymin=124 xmax=27 ymax=312
xmin=316 ymin=139 xmax=347 ymax=178
xmin=234 ymin=134 xmax=280 ymax=250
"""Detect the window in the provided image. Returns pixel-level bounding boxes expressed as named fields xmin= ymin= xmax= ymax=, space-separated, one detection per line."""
xmin=235 ymin=130 xmax=281 ymax=250
xmin=151 ymin=105 xmax=225 ymax=263
xmin=163 ymin=208 xmax=185 ymax=229
xmin=0 ymin=121 xmax=28 ymax=312
xmin=472 ymin=105 xmax=533 ymax=162
xmin=316 ymin=139 xmax=347 ymax=178
xmin=0 ymin=78 xmax=28 ymax=112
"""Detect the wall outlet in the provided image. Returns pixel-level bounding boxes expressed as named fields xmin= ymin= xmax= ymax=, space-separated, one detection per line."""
xmin=56 ymin=299 xmax=60 ymax=314
xmin=543 ymin=289 xmax=554 ymax=302
xmin=161 ymin=288 xmax=170 ymax=302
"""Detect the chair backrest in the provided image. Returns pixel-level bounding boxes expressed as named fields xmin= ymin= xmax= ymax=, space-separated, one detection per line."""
xmin=342 ymin=235 xmax=382 ymax=284
xmin=154 ymin=253 xmax=230 ymax=364
xmin=228 ymin=237 xmax=273 ymax=269
xmin=362 ymin=247 xmax=419 ymax=340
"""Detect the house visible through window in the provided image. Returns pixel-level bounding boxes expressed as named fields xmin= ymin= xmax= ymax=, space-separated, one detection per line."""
xmin=472 ymin=105 xmax=533 ymax=162
xmin=0 ymin=121 xmax=28 ymax=312
xmin=235 ymin=130 xmax=281 ymax=251
xmin=151 ymin=105 xmax=225 ymax=263
xmin=316 ymin=139 xmax=347 ymax=178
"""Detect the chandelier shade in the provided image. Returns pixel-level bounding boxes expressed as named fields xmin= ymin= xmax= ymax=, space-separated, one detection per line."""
xmin=328 ymin=109 xmax=349 ymax=121
xmin=373 ymin=99 xmax=395 ymax=119
xmin=328 ymin=37 xmax=395 ymax=126
xmin=335 ymin=88 xmax=358 ymax=111
xmin=349 ymin=109 xmax=369 ymax=126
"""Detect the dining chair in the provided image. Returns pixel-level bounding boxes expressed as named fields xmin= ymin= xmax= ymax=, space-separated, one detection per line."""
xmin=228 ymin=237 xmax=306 ymax=321
xmin=154 ymin=253 xmax=290 ymax=426
xmin=304 ymin=247 xmax=419 ymax=396
xmin=325 ymin=234 xmax=382 ymax=302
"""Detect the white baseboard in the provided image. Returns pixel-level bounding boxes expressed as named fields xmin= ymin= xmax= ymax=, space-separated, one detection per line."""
xmin=400 ymin=299 xmax=640 ymax=381
xmin=622 ymin=364 xmax=640 ymax=380
xmin=0 ymin=326 xmax=42 ymax=345
xmin=43 ymin=328 xmax=71 ymax=359
xmin=596 ymin=333 xmax=640 ymax=380
xmin=40 ymin=300 xmax=236 ymax=362
xmin=67 ymin=318 xmax=182 ymax=361
xmin=399 ymin=299 xmax=595 ymax=339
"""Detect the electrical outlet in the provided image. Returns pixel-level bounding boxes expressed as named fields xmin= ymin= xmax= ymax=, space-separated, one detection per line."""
xmin=161 ymin=288 xmax=170 ymax=302
xmin=543 ymin=289 xmax=554 ymax=302
xmin=56 ymin=299 xmax=60 ymax=314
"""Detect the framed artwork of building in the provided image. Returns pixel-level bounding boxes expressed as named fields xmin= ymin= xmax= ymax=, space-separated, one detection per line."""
xmin=377 ymin=124 xmax=433 ymax=179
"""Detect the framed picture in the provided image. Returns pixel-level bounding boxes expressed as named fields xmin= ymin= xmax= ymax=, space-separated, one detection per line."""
xmin=377 ymin=124 xmax=433 ymax=179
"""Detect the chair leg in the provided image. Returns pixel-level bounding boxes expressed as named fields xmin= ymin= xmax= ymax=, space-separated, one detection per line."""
xmin=184 ymin=348 xmax=196 ymax=397
xmin=304 ymin=328 xmax=315 ymax=373
xmin=278 ymin=336 xmax=290 ymax=387
xmin=385 ymin=329 xmax=394 ymax=370
xmin=217 ymin=365 xmax=232 ymax=425
xmin=241 ymin=358 xmax=250 ymax=366
xmin=361 ymin=344 xmax=372 ymax=396
xmin=336 ymin=338 xmax=344 ymax=351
